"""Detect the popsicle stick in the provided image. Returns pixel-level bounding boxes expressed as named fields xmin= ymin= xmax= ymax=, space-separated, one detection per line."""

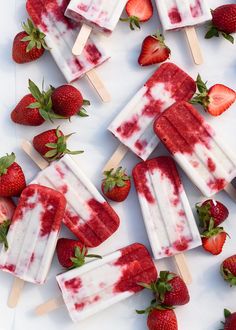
xmin=72 ymin=24 xmax=92 ymax=56
xmin=103 ymin=144 xmax=129 ymax=172
xmin=8 ymin=278 xmax=25 ymax=308
xmin=35 ymin=295 xmax=64 ymax=316
xmin=224 ymin=183 xmax=236 ymax=202
xmin=22 ymin=140 xmax=48 ymax=170
xmin=174 ymin=253 xmax=192 ymax=285
xmin=86 ymin=69 xmax=111 ymax=103
xmin=184 ymin=27 xmax=203 ymax=65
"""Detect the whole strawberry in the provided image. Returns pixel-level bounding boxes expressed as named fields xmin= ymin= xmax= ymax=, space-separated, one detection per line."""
xmin=56 ymin=238 xmax=101 ymax=269
xmin=147 ymin=309 xmax=178 ymax=330
xmin=102 ymin=167 xmax=131 ymax=202
xmin=0 ymin=197 xmax=16 ymax=250
xmin=196 ymin=199 xmax=229 ymax=229
xmin=120 ymin=0 xmax=153 ymax=30
xmin=12 ymin=19 xmax=47 ymax=64
xmin=138 ymin=32 xmax=171 ymax=66
xmin=33 ymin=127 xmax=83 ymax=161
xmin=222 ymin=309 xmax=236 ymax=330
xmin=205 ymin=5 xmax=236 ymax=44
xmin=201 ymin=228 xmax=227 ymax=255
xmin=221 ymin=255 xmax=236 ymax=286
xmin=191 ymin=75 xmax=236 ymax=116
xmin=52 ymin=85 xmax=90 ymax=118
xmin=0 ymin=153 xmax=26 ymax=198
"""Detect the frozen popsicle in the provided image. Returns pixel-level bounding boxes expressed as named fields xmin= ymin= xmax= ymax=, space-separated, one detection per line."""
xmin=65 ymin=0 xmax=127 ymax=55
xmin=154 ymin=101 xmax=236 ymax=198
xmin=155 ymin=0 xmax=212 ymax=64
xmin=105 ymin=62 xmax=196 ymax=170
xmin=35 ymin=243 xmax=157 ymax=321
xmin=133 ymin=156 xmax=201 ymax=262
xmin=26 ymin=0 xmax=111 ymax=102
xmin=22 ymin=141 xmax=120 ymax=248
xmin=0 ymin=184 xmax=66 ymax=307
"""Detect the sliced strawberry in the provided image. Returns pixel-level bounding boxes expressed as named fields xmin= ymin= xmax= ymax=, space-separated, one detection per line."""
xmin=207 ymin=84 xmax=236 ymax=116
xmin=120 ymin=0 xmax=153 ymax=30
xmin=202 ymin=229 xmax=227 ymax=255
xmin=221 ymin=255 xmax=236 ymax=286
xmin=138 ymin=33 xmax=170 ymax=66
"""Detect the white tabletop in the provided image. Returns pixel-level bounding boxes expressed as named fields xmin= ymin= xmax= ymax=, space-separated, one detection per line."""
xmin=1 ymin=0 xmax=236 ymax=329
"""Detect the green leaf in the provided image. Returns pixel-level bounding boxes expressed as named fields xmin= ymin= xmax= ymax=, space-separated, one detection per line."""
xmin=224 ymin=309 xmax=231 ymax=318
xmin=86 ymin=254 xmax=102 ymax=259
xmin=136 ymin=309 xmax=146 ymax=314
xmin=78 ymin=108 xmax=89 ymax=117
xmin=83 ymin=99 xmax=90 ymax=106
xmin=45 ymin=149 xmax=58 ymax=158
xmin=65 ymin=150 xmax=84 ymax=155
xmin=0 ymin=220 xmax=11 ymax=250
xmin=205 ymin=26 xmax=219 ymax=39
xmin=222 ymin=32 xmax=234 ymax=44
xmin=28 ymin=79 xmax=42 ymax=101
xmin=26 ymin=40 xmax=36 ymax=52
xmin=137 ymin=282 xmax=152 ymax=290
xmin=27 ymin=102 xmax=41 ymax=109
xmin=21 ymin=36 xmax=32 ymax=42
xmin=45 ymin=143 xmax=58 ymax=148
xmin=0 ymin=153 xmax=16 ymax=176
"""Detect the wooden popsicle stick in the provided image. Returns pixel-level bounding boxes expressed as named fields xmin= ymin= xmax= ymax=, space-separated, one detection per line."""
xmin=72 ymin=24 xmax=92 ymax=56
xmin=86 ymin=69 xmax=111 ymax=103
xmin=35 ymin=295 xmax=64 ymax=316
xmin=224 ymin=183 xmax=236 ymax=202
xmin=103 ymin=144 xmax=129 ymax=172
xmin=8 ymin=277 xmax=25 ymax=308
xmin=184 ymin=27 xmax=203 ymax=65
xmin=174 ymin=253 xmax=192 ymax=285
xmin=22 ymin=140 xmax=48 ymax=170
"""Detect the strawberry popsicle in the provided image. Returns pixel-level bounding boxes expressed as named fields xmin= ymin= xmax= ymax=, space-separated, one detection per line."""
xmin=0 ymin=184 xmax=66 ymax=284
xmin=154 ymin=102 xmax=236 ymax=197
xmin=37 ymin=243 xmax=157 ymax=322
xmin=26 ymin=0 xmax=110 ymax=101
xmin=32 ymin=155 xmax=120 ymax=247
xmin=107 ymin=63 xmax=196 ymax=162
xmin=133 ymin=156 xmax=201 ymax=260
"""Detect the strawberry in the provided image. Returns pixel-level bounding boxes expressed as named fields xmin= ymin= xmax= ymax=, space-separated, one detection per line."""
xmin=56 ymin=238 xmax=101 ymax=269
xmin=51 ymin=85 xmax=90 ymax=118
xmin=0 ymin=197 xmax=15 ymax=250
xmin=221 ymin=255 xmax=236 ymax=286
xmin=33 ymin=127 xmax=83 ymax=161
xmin=190 ymin=75 xmax=236 ymax=116
xmin=138 ymin=32 xmax=171 ymax=66
xmin=0 ymin=153 xmax=26 ymax=198
xmin=11 ymin=80 xmax=64 ymax=126
xmin=101 ymin=167 xmax=131 ymax=202
xmin=196 ymin=199 xmax=229 ymax=230
xmin=12 ymin=19 xmax=47 ymax=64
xmin=205 ymin=5 xmax=236 ymax=44
xmin=223 ymin=309 xmax=236 ymax=330
xmin=147 ymin=309 xmax=178 ymax=330
xmin=120 ymin=0 xmax=153 ymax=30
xmin=139 ymin=271 xmax=190 ymax=306
xmin=201 ymin=228 xmax=227 ymax=255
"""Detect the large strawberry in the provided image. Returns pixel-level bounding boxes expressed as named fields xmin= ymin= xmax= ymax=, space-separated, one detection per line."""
xmin=205 ymin=5 xmax=236 ymax=44
xmin=147 ymin=309 xmax=178 ymax=330
xmin=101 ymin=167 xmax=131 ymax=202
xmin=196 ymin=199 xmax=229 ymax=229
xmin=56 ymin=238 xmax=101 ymax=269
xmin=138 ymin=32 xmax=171 ymax=66
xmin=190 ymin=75 xmax=236 ymax=116
xmin=120 ymin=0 xmax=153 ymax=30
xmin=51 ymin=85 xmax=90 ymax=118
xmin=222 ymin=309 xmax=236 ymax=330
xmin=0 ymin=153 xmax=26 ymax=197
xmin=221 ymin=255 xmax=236 ymax=286
xmin=0 ymin=197 xmax=16 ymax=250
xmin=12 ymin=19 xmax=47 ymax=64
xmin=33 ymin=127 xmax=83 ymax=161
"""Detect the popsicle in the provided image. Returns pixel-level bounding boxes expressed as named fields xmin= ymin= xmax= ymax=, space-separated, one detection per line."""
xmin=133 ymin=156 xmax=201 ymax=282
xmin=65 ymin=0 xmax=128 ymax=55
xmin=0 ymin=184 xmax=66 ymax=306
xmin=155 ymin=0 xmax=212 ymax=64
xmin=154 ymin=101 xmax=236 ymax=198
xmin=105 ymin=62 xmax=196 ymax=170
xmin=22 ymin=141 xmax=120 ymax=248
xmin=35 ymin=243 xmax=157 ymax=321
xmin=26 ymin=0 xmax=111 ymax=102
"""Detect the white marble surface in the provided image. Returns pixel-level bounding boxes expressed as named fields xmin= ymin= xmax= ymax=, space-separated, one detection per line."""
xmin=0 ymin=0 xmax=236 ymax=329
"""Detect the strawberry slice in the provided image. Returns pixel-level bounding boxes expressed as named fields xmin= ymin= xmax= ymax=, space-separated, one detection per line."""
xmin=208 ymin=84 xmax=236 ymax=116
xmin=138 ymin=33 xmax=171 ymax=66
xmin=120 ymin=0 xmax=153 ymax=30
xmin=202 ymin=230 xmax=227 ymax=255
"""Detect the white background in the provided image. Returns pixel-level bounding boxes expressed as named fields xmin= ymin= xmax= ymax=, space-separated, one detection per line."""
xmin=1 ymin=0 xmax=236 ymax=329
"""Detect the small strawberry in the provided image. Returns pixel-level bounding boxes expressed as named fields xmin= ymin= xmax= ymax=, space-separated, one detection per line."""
xmin=196 ymin=199 xmax=229 ymax=229
xmin=120 ymin=0 xmax=153 ymax=30
xmin=190 ymin=75 xmax=236 ymax=116
xmin=201 ymin=227 xmax=227 ymax=255
xmin=101 ymin=167 xmax=131 ymax=202
xmin=33 ymin=127 xmax=83 ymax=161
xmin=222 ymin=309 xmax=236 ymax=330
xmin=12 ymin=19 xmax=48 ymax=64
xmin=138 ymin=32 xmax=171 ymax=66
xmin=221 ymin=255 xmax=236 ymax=286
xmin=56 ymin=238 xmax=101 ymax=269
xmin=51 ymin=85 xmax=90 ymax=118
xmin=205 ymin=5 xmax=236 ymax=44
xmin=0 ymin=153 xmax=26 ymax=198
xmin=0 ymin=197 xmax=16 ymax=250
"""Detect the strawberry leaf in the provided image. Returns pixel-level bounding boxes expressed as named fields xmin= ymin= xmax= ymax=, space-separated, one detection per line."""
xmin=0 ymin=220 xmax=11 ymax=250
xmin=222 ymin=32 xmax=234 ymax=44
xmin=0 ymin=153 xmax=15 ymax=176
